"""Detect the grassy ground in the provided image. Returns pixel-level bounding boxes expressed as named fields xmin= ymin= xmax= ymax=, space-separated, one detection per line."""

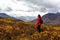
xmin=0 ymin=18 xmax=60 ymax=40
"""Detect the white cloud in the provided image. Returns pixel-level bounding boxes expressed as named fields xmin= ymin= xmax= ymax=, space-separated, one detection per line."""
xmin=0 ymin=0 xmax=60 ymax=17
xmin=25 ymin=0 xmax=60 ymax=12
xmin=6 ymin=11 xmax=47 ymax=17
xmin=0 ymin=0 xmax=46 ymax=16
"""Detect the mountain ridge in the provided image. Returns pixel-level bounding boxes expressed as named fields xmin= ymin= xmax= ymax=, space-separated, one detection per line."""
xmin=32 ymin=13 xmax=60 ymax=25
xmin=0 ymin=13 xmax=23 ymax=22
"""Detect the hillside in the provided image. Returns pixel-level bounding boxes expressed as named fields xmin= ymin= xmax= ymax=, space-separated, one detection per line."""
xmin=0 ymin=13 xmax=24 ymax=22
xmin=0 ymin=13 xmax=36 ymax=22
xmin=0 ymin=17 xmax=60 ymax=40
xmin=32 ymin=13 xmax=60 ymax=25
xmin=17 ymin=16 xmax=36 ymax=22
xmin=42 ymin=13 xmax=60 ymax=25
xmin=0 ymin=13 xmax=12 ymax=18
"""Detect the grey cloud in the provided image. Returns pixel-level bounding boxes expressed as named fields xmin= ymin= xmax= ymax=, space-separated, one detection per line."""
xmin=13 ymin=0 xmax=47 ymax=12
xmin=13 ymin=0 xmax=60 ymax=13
xmin=0 ymin=9 xmax=2 ymax=12
xmin=0 ymin=7 xmax=13 ymax=12
xmin=47 ymin=9 xmax=59 ymax=13
xmin=22 ymin=0 xmax=47 ymax=12
xmin=5 ymin=7 xmax=13 ymax=12
xmin=25 ymin=0 xmax=60 ymax=13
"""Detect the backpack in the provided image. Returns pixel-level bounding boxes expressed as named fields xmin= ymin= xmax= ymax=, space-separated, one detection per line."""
xmin=40 ymin=19 xmax=43 ymax=24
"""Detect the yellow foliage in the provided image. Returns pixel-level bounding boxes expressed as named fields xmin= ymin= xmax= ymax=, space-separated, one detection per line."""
xmin=0 ymin=18 xmax=60 ymax=40
xmin=5 ymin=25 xmax=13 ymax=33
xmin=53 ymin=27 xmax=60 ymax=30
xmin=15 ymin=27 xmax=20 ymax=30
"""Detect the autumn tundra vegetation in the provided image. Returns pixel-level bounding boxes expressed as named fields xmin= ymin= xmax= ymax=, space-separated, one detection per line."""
xmin=0 ymin=18 xmax=60 ymax=40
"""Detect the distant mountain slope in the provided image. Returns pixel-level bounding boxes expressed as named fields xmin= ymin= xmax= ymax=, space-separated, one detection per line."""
xmin=32 ymin=13 xmax=60 ymax=25
xmin=0 ymin=13 xmax=37 ymax=22
xmin=31 ymin=19 xmax=37 ymax=23
xmin=17 ymin=16 xmax=37 ymax=22
xmin=0 ymin=13 xmax=23 ymax=22
xmin=0 ymin=13 xmax=12 ymax=18
xmin=42 ymin=13 xmax=60 ymax=25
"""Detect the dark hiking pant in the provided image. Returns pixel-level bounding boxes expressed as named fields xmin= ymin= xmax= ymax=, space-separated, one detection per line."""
xmin=37 ymin=25 xmax=42 ymax=33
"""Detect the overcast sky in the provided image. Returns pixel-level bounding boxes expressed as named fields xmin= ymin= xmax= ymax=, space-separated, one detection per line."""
xmin=0 ymin=0 xmax=60 ymax=17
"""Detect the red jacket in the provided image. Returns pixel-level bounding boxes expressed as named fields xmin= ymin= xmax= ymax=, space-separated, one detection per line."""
xmin=36 ymin=17 xmax=41 ymax=25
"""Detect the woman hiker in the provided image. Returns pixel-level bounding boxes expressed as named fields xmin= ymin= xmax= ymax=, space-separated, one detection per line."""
xmin=35 ymin=14 xmax=43 ymax=33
